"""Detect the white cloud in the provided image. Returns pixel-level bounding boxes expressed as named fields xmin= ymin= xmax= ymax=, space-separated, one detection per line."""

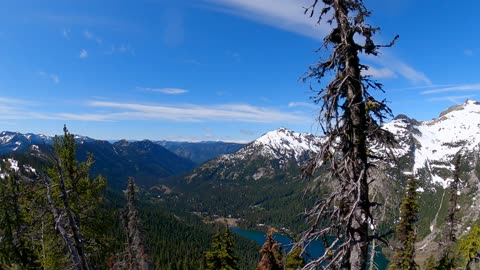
xmin=83 ymin=30 xmax=102 ymax=44
xmin=208 ymin=0 xmax=430 ymax=85
xmin=363 ymin=53 xmax=431 ymax=85
xmin=206 ymin=0 xmax=328 ymax=40
xmin=394 ymin=61 xmax=431 ymax=85
xmin=39 ymin=71 xmax=60 ymax=84
xmin=80 ymin=49 xmax=88 ymax=58
xmin=62 ymin=28 xmax=70 ymax=39
xmin=422 ymin=84 xmax=480 ymax=95
xmin=50 ymin=74 xmax=60 ymax=84
xmin=84 ymin=30 xmax=93 ymax=39
xmin=427 ymin=95 xmax=474 ymax=104
xmin=362 ymin=66 xmax=397 ymax=79
xmin=288 ymin=101 xmax=316 ymax=109
xmin=86 ymin=100 xmax=309 ymax=123
xmin=106 ymin=44 xmax=134 ymax=55
xmin=139 ymin=87 xmax=189 ymax=95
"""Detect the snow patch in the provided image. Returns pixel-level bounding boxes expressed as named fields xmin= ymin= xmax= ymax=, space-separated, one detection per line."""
xmin=6 ymin=158 xmax=19 ymax=172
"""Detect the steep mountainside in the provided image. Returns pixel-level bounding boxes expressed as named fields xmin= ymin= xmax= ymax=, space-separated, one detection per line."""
xmin=157 ymin=141 xmax=245 ymax=164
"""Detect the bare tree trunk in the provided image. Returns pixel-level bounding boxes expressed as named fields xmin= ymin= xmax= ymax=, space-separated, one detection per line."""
xmin=44 ymin=178 xmax=86 ymax=270
xmin=368 ymin=240 xmax=377 ymax=270
xmin=334 ymin=0 xmax=369 ymax=268
xmin=54 ymin=159 xmax=90 ymax=270
xmin=300 ymin=0 xmax=397 ymax=268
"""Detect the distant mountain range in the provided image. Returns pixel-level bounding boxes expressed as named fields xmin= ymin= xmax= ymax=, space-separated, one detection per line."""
xmin=157 ymin=141 xmax=245 ymax=164
xmin=0 ymin=133 xmax=240 ymax=189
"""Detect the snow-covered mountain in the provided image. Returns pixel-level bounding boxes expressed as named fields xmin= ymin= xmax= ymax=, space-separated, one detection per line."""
xmin=0 ymin=131 xmax=96 ymax=154
xmin=383 ymin=100 xmax=480 ymax=188
xmin=226 ymin=127 xmax=322 ymax=164
xmin=185 ymin=128 xmax=323 ymax=182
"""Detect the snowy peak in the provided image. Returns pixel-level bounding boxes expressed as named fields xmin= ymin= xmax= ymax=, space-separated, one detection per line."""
xmin=438 ymin=99 xmax=480 ymax=118
xmin=190 ymin=128 xmax=323 ymax=182
xmin=0 ymin=131 xmax=95 ymax=154
xmin=379 ymin=100 xmax=480 ymax=188
xmin=251 ymin=128 xmax=323 ymax=161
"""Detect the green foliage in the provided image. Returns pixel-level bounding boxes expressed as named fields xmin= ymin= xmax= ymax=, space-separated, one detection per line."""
xmin=165 ymin=169 xmax=318 ymax=233
xmin=285 ymin=245 xmax=305 ymax=270
xmin=423 ymin=255 xmax=436 ymax=270
xmin=43 ymin=126 xmax=109 ymax=268
xmin=393 ymin=177 xmax=419 ymax=270
xmin=458 ymin=224 xmax=480 ymax=268
xmin=205 ymin=226 xmax=239 ymax=270
xmin=0 ymin=166 xmax=39 ymax=269
xmin=436 ymin=255 xmax=455 ymax=270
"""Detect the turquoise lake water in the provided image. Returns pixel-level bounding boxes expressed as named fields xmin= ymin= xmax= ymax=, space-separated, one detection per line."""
xmin=231 ymin=227 xmax=389 ymax=269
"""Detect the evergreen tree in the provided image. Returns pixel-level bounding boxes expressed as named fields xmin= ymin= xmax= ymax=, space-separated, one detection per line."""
xmin=392 ymin=177 xmax=419 ymax=270
xmin=222 ymin=226 xmax=239 ymax=269
xmin=257 ymin=228 xmax=283 ymax=270
xmin=113 ymin=177 xmax=154 ymax=270
xmin=458 ymin=224 xmax=480 ymax=270
xmin=43 ymin=125 xmax=106 ymax=270
xmin=205 ymin=226 xmax=239 ymax=270
xmin=0 ymin=163 xmax=38 ymax=269
xmin=205 ymin=230 xmax=224 ymax=270
xmin=301 ymin=0 xmax=397 ymax=269
xmin=423 ymin=255 xmax=436 ymax=270
xmin=286 ymin=245 xmax=305 ymax=270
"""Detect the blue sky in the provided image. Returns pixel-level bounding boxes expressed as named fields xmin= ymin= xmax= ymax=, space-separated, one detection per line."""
xmin=0 ymin=0 xmax=478 ymax=142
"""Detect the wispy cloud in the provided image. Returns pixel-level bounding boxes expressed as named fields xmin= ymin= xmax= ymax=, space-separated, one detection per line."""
xmin=363 ymin=53 xmax=431 ymax=85
xmin=390 ymin=84 xmax=459 ymax=92
xmin=105 ymin=44 xmax=135 ymax=55
xmin=0 ymin=96 xmax=310 ymax=125
xmin=79 ymin=49 xmax=89 ymax=58
xmin=205 ymin=0 xmax=328 ymax=39
xmin=464 ymin=49 xmax=474 ymax=56
xmin=162 ymin=8 xmax=185 ymax=47
xmin=39 ymin=71 xmax=60 ymax=84
xmin=422 ymin=84 xmax=480 ymax=95
xmin=85 ymin=100 xmax=308 ymax=123
xmin=362 ymin=66 xmax=397 ymax=79
xmin=240 ymin=129 xmax=256 ymax=135
xmin=139 ymin=87 xmax=189 ymax=95
xmin=288 ymin=101 xmax=316 ymax=109
xmin=62 ymin=28 xmax=70 ymax=39
xmin=207 ymin=0 xmax=430 ymax=85
xmin=427 ymin=95 xmax=474 ymax=104
xmin=84 ymin=30 xmax=102 ymax=44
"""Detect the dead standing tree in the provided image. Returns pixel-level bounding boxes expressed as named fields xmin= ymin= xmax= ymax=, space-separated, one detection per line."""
xmin=301 ymin=0 xmax=397 ymax=269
